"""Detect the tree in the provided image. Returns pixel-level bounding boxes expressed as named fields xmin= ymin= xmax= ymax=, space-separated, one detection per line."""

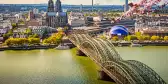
xmin=33 ymin=34 xmax=39 ymax=38
xmin=160 ymin=37 xmax=164 ymax=40
xmin=5 ymin=38 xmax=13 ymax=46
xmin=99 ymin=35 xmax=107 ymax=40
xmin=19 ymin=19 xmax=25 ymax=24
xmin=151 ymin=36 xmax=160 ymax=41
xmin=12 ymin=23 xmax=17 ymax=29
xmin=25 ymin=28 xmax=32 ymax=35
xmin=142 ymin=35 xmax=150 ymax=40
xmin=6 ymin=29 xmax=13 ymax=37
xmin=23 ymin=13 xmax=28 ymax=18
xmin=125 ymin=35 xmax=137 ymax=41
xmin=112 ymin=36 xmax=119 ymax=41
xmin=28 ymin=38 xmax=40 ymax=45
xmin=4 ymin=38 xmax=29 ymax=46
xmin=124 ymin=36 xmax=128 ymax=41
xmin=42 ymin=32 xmax=64 ymax=45
xmin=137 ymin=36 xmax=143 ymax=41
xmin=164 ymin=36 xmax=168 ymax=41
xmin=57 ymin=27 xmax=63 ymax=32
xmin=135 ymin=32 xmax=141 ymax=36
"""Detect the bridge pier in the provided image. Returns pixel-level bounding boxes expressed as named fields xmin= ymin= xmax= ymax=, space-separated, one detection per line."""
xmin=98 ymin=70 xmax=115 ymax=82
xmin=76 ymin=48 xmax=86 ymax=56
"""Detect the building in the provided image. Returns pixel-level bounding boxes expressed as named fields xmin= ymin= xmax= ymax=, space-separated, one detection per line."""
xmin=13 ymin=28 xmax=27 ymax=38
xmin=135 ymin=15 xmax=168 ymax=37
xmin=85 ymin=16 xmax=113 ymax=29
xmin=0 ymin=28 xmax=9 ymax=35
xmin=68 ymin=12 xmax=85 ymax=27
xmin=80 ymin=4 xmax=83 ymax=12
xmin=3 ymin=14 xmax=18 ymax=23
xmin=33 ymin=8 xmax=39 ymax=14
xmin=14 ymin=13 xmax=23 ymax=19
xmin=46 ymin=0 xmax=68 ymax=28
xmin=29 ymin=26 xmax=57 ymax=38
xmin=113 ymin=19 xmax=136 ymax=34
xmin=28 ymin=10 xmax=35 ymax=21
xmin=109 ymin=25 xmax=129 ymax=37
xmin=92 ymin=0 xmax=94 ymax=12
xmin=0 ymin=14 xmax=3 ymax=21
xmin=0 ymin=20 xmax=12 ymax=29
xmin=124 ymin=0 xmax=129 ymax=12
xmin=26 ymin=19 xmax=42 ymax=27
xmin=73 ymin=26 xmax=102 ymax=35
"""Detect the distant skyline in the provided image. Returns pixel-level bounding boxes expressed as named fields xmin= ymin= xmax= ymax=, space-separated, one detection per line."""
xmin=0 ymin=0 xmax=138 ymax=5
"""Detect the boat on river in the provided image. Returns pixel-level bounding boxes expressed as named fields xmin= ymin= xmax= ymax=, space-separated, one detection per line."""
xmin=130 ymin=43 xmax=143 ymax=47
xmin=55 ymin=44 xmax=70 ymax=50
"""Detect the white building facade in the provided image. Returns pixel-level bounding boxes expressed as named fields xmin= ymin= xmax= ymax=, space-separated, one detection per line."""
xmin=68 ymin=12 xmax=85 ymax=27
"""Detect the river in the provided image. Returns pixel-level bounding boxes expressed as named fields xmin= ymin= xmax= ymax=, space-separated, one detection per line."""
xmin=0 ymin=46 xmax=167 ymax=84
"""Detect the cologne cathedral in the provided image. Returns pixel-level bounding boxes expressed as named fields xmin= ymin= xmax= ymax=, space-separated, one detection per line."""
xmin=46 ymin=0 xmax=68 ymax=28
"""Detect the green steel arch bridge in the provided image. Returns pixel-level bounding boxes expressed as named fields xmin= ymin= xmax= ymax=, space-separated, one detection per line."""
xmin=68 ymin=30 xmax=166 ymax=84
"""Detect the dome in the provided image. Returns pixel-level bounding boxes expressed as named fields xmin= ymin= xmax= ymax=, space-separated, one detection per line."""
xmin=109 ymin=25 xmax=128 ymax=35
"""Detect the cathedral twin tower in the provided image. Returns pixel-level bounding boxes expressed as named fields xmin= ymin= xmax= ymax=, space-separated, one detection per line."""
xmin=48 ymin=0 xmax=62 ymax=12
xmin=46 ymin=0 xmax=68 ymax=28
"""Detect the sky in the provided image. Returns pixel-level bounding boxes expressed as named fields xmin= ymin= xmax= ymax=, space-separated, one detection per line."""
xmin=0 ymin=0 xmax=138 ymax=5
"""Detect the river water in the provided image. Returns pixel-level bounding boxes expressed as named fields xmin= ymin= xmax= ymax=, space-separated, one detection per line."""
xmin=0 ymin=46 xmax=167 ymax=84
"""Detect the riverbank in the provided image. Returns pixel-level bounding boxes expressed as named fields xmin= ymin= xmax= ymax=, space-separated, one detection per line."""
xmin=112 ymin=41 xmax=168 ymax=47
xmin=0 ymin=41 xmax=168 ymax=51
xmin=0 ymin=45 xmax=57 ymax=51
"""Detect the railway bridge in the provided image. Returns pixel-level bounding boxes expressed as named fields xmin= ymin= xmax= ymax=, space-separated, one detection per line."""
xmin=68 ymin=30 xmax=166 ymax=84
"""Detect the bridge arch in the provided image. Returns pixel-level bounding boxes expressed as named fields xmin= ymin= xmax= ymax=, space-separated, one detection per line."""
xmin=127 ymin=60 xmax=166 ymax=84
xmin=80 ymin=40 xmax=103 ymax=63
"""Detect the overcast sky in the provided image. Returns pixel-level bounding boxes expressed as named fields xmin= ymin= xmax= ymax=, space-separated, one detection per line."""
xmin=0 ymin=0 xmax=138 ymax=5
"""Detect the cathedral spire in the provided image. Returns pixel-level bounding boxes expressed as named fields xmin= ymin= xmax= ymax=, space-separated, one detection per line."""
xmin=47 ymin=0 xmax=54 ymax=12
xmin=55 ymin=0 xmax=62 ymax=12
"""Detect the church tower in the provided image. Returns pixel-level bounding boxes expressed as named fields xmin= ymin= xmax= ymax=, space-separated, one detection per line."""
xmin=55 ymin=0 xmax=62 ymax=12
xmin=47 ymin=0 xmax=55 ymax=28
xmin=47 ymin=0 xmax=54 ymax=12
